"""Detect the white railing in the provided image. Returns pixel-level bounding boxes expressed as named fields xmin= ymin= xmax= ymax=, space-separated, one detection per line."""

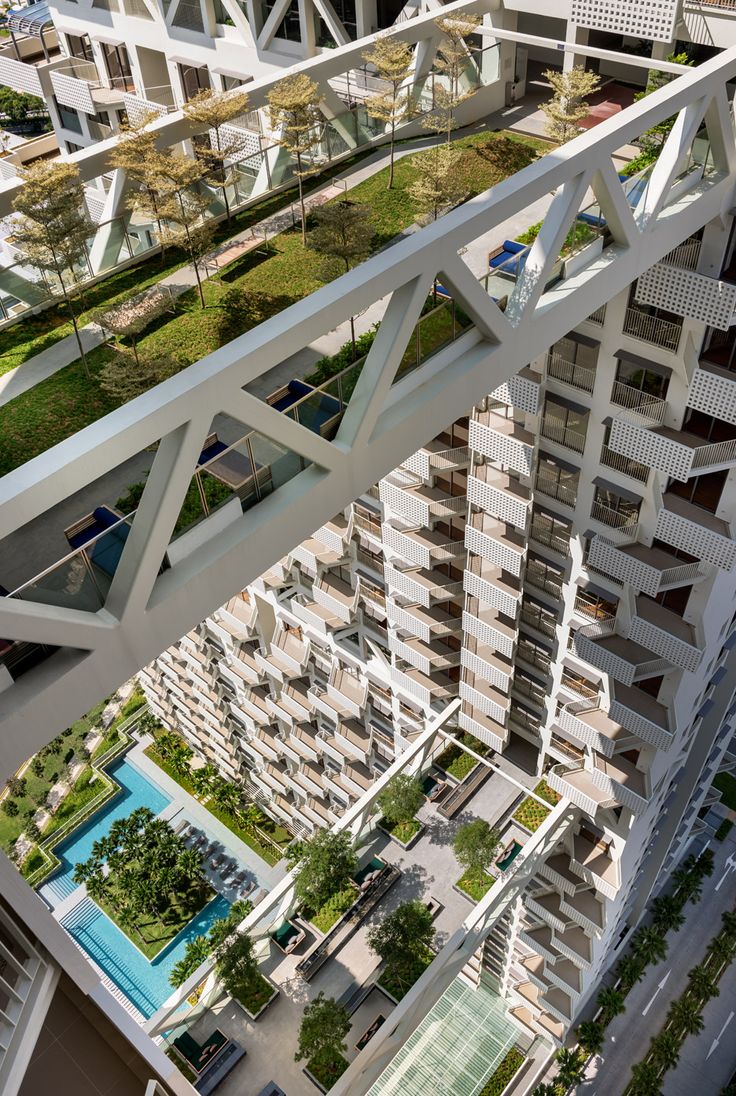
xmin=535 ymin=469 xmax=578 ymax=507
xmin=623 ymin=307 xmax=682 ymax=351
xmin=661 ymin=236 xmax=702 ymax=270
xmin=691 ymin=436 xmax=736 ymax=469
xmin=546 ymin=351 xmax=596 ymax=393
xmin=599 ymin=443 xmax=650 ymax=483
xmin=2 ymin=38 xmax=736 ymax=773
xmin=610 ymin=380 xmax=667 ymax=424
xmin=590 ymin=501 xmax=640 ymax=535
xmin=540 ymin=417 xmax=587 ymax=454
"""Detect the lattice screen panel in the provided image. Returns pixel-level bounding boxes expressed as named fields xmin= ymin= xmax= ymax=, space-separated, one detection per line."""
xmin=655 ymin=507 xmax=736 ymax=570
xmin=636 ymin=263 xmax=736 ymax=331
xmin=588 ymin=536 xmax=662 ymax=596
xmin=629 ymin=616 xmax=702 ymax=673
xmin=459 ymin=709 xmax=507 ymax=752
xmin=469 ymin=419 xmax=535 ymax=476
xmin=609 ymin=418 xmax=694 ymax=479
xmin=491 ymin=371 xmax=541 ymax=416
xmin=50 ymin=71 xmax=95 ymax=114
xmin=464 ymin=568 xmax=521 ymax=618
xmin=462 ymin=609 xmax=516 ymax=659
xmin=465 ymin=525 xmax=525 ymax=576
xmin=689 ymin=366 xmax=736 ymax=426
xmin=468 ymin=473 xmax=530 ymax=531
xmin=570 ymin=0 xmax=678 ymax=41
xmin=461 ymin=647 xmax=513 ymax=690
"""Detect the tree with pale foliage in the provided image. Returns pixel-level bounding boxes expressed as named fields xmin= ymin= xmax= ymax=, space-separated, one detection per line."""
xmin=541 ymin=66 xmax=601 ymax=144
xmin=310 ymin=200 xmax=374 ymax=357
xmin=12 ymin=160 xmax=94 ymax=375
xmin=110 ymin=113 xmax=169 ymax=263
xmin=453 ymin=819 xmax=500 ymax=883
xmin=99 ymin=348 xmax=181 ymax=403
xmin=184 ymin=87 xmax=251 ymax=222
xmin=153 ymin=151 xmax=215 ymax=308
xmin=430 ymin=14 xmax=481 ymax=142
xmin=408 ymin=143 xmax=463 ymax=223
xmin=98 ymin=287 xmax=173 ymax=365
xmin=268 ymin=74 xmax=322 ymax=245
xmin=363 ymin=36 xmax=413 ymax=188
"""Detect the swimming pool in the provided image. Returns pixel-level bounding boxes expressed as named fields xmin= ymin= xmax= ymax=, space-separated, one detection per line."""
xmin=61 ymin=892 xmax=231 ymax=1018
xmin=39 ymin=755 xmax=172 ymax=906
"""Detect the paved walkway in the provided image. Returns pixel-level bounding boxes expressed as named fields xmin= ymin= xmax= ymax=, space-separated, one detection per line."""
xmin=579 ymin=828 xmax=736 ymax=1095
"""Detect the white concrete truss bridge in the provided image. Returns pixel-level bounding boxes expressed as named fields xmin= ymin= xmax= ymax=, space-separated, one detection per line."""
xmin=1 ymin=39 xmax=736 ymax=781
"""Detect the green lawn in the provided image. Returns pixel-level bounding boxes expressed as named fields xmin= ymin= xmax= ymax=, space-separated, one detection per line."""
xmin=233 ymin=972 xmax=276 ymax=1016
xmin=0 ymin=694 xmax=119 ymax=854
xmin=379 ymin=816 xmax=422 ymax=844
xmin=97 ymin=878 xmax=215 ymax=961
xmin=143 ymin=740 xmax=289 ymax=866
xmin=0 ymin=131 xmax=544 ymax=478
xmin=512 ymin=780 xmax=561 ymax=833
xmin=378 ymin=947 xmax=434 ymax=1002
xmin=478 ymin=1048 xmax=524 ymax=1096
xmin=456 ymin=869 xmax=495 ymax=902
xmin=714 ymin=772 xmax=736 ymax=810
xmin=306 ymin=885 xmax=358 ymax=934
xmin=43 ymin=767 xmax=115 ymax=838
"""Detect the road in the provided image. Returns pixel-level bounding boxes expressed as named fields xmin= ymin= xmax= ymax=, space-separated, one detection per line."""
xmin=583 ymin=827 xmax=736 ymax=1096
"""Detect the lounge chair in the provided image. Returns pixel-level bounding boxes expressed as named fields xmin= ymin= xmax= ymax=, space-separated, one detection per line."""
xmin=64 ymin=505 xmax=131 ymax=580
xmin=488 ymin=239 xmax=528 ymax=279
xmin=174 ymin=820 xmax=188 ymax=835
xmin=240 ymin=879 xmax=256 ymax=898
xmin=172 ymin=1028 xmax=228 ymax=1074
xmin=197 ymin=431 xmax=273 ymax=497
xmin=266 ymin=380 xmax=342 ymax=439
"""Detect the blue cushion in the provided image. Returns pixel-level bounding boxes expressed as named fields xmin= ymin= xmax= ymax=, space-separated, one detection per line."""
xmin=198 ymin=440 xmax=228 ymax=465
xmin=89 ymin=523 xmax=130 ymax=578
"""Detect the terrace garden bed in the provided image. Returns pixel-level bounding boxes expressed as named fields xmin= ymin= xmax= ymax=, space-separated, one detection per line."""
xmin=377 ymin=815 xmax=423 ymax=848
xmin=378 ymin=946 xmax=434 ymax=1002
xmin=435 ymin=732 xmax=487 ymax=781
xmin=479 ymin=1047 xmax=524 ymax=1095
xmin=305 ymin=1049 xmax=350 ymax=1091
xmin=714 ymin=772 xmax=736 ymax=810
xmin=455 ymin=869 xmax=495 ymax=903
xmin=512 ymin=781 xmax=561 ymax=833
xmin=305 ymin=884 xmax=358 ymax=934
xmin=233 ymin=972 xmax=279 ymax=1020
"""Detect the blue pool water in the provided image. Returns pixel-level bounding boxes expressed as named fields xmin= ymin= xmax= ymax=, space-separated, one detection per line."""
xmin=40 ymin=755 xmax=172 ymax=905
xmin=61 ymin=892 xmax=231 ymax=1018
xmin=41 ymin=754 xmax=231 ymax=1018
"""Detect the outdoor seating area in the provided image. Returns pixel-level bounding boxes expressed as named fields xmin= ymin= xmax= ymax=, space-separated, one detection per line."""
xmin=270 ymin=919 xmax=306 ymax=955
xmin=197 ymin=432 xmax=273 ymax=495
xmin=489 ymin=239 xmax=528 ymax=278
xmin=266 ymin=380 xmax=342 ymax=438
xmin=182 ymin=823 xmax=259 ymax=900
xmin=171 ymin=1027 xmax=246 ymax=1094
xmin=64 ymin=505 xmax=130 ymax=579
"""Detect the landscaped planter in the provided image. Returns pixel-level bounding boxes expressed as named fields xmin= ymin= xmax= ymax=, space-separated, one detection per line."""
xmin=453 ymin=870 xmax=495 ymax=904
xmin=303 ymin=1050 xmax=349 ymax=1092
xmin=562 ymin=234 xmax=604 ymax=279
xmin=377 ymin=816 xmax=425 ymax=850
xmin=377 ymin=948 xmax=434 ymax=1003
xmin=233 ymin=973 xmax=280 ymax=1020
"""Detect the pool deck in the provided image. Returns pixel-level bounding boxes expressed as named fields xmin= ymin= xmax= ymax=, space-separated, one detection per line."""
xmin=128 ymin=739 xmax=289 ymax=894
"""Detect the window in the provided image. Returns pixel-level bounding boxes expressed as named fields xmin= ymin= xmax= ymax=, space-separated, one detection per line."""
xmin=102 ymin=43 xmax=135 ymax=92
xmin=179 ymin=63 xmax=210 ymax=101
xmin=613 ymin=357 xmax=669 ymax=399
xmin=591 ymin=483 xmax=640 ymax=529
xmin=261 ymin=0 xmax=300 ymax=40
xmin=541 ymin=396 xmax=588 ymax=454
xmin=667 ymin=469 xmax=727 ymax=514
xmin=536 ymin=454 xmax=579 ymax=506
xmin=574 ymin=586 xmax=618 ymax=622
xmin=66 ymin=33 xmax=93 ymax=61
xmin=55 ymin=99 xmax=83 ymax=134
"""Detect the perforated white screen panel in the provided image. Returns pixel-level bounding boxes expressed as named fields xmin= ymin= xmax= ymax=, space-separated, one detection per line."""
xmin=636 ymin=263 xmax=736 ymax=331
xmin=570 ymin=0 xmax=678 ymax=42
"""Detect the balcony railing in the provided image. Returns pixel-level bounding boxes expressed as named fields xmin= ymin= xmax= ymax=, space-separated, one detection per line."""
xmin=535 ymin=469 xmax=578 ymax=508
xmin=590 ymin=501 xmax=639 ymax=535
xmin=546 ymin=352 xmax=596 ymax=394
xmin=661 ymin=236 xmax=702 ymax=271
xmin=529 ymin=519 xmax=571 ymax=556
xmin=525 ymin=559 xmax=564 ymax=599
xmin=599 ymin=443 xmax=650 ymax=484
xmin=623 ymin=307 xmax=682 ymax=351
xmin=540 ymin=417 xmax=587 ymax=454
xmin=610 ymin=381 xmax=667 ymax=425
xmin=587 ymin=304 xmax=607 ymax=325
xmin=691 ymin=436 xmax=736 ymax=470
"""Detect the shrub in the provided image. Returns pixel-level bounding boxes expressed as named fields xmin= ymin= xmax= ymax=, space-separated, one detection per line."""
xmin=2 ymin=798 xmax=19 ymax=816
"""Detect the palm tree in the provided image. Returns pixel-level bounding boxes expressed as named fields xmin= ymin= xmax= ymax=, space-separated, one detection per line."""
xmin=709 ymin=935 xmax=735 ymax=965
xmin=597 ymin=985 xmax=626 ymax=1023
xmin=577 ymin=1019 xmax=605 ymax=1055
xmin=669 ymin=997 xmax=705 ymax=1036
xmin=532 ymin=1085 xmax=559 ymax=1096
xmin=617 ymin=954 xmax=646 ymax=991
xmin=633 ymin=926 xmax=668 ymax=967
xmin=721 ymin=910 xmax=736 ymax=940
xmin=628 ymin=1060 xmax=662 ymax=1095
xmin=177 ymin=848 xmax=204 ymax=888
xmin=649 ymin=1027 xmax=681 ymax=1071
xmin=698 ymin=848 xmax=715 ymax=877
xmin=169 ymin=935 xmax=211 ymax=988
xmin=650 ymin=894 xmax=685 ymax=934
xmin=192 ymin=763 xmax=218 ymax=799
xmin=688 ymin=964 xmax=719 ymax=1002
xmin=211 ymin=777 xmax=242 ymax=818
xmin=555 ymin=1047 xmax=585 ymax=1089
xmin=85 ymin=872 xmax=108 ymax=906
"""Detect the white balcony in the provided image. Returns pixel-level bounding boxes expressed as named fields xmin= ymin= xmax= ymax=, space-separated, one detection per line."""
xmin=464 ymin=564 xmax=521 ymax=618
xmin=468 ymin=466 xmax=531 ymax=532
xmin=391 ymin=665 xmax=457 ymax=706
xmin=509 ymin=1005 xmax=565 ymax=1046
xmin=538 ymin=855 xmax=587 ymax=897
xmin=544 ymin=958 xmax=582 ymax=1000
xmin=458 ymin=703 xmax=508 ymax=751
xmin=289 ymin=537 xmax=343 ymax=573
xmin=572 ymin=621 xmax=672 ymax=686
xmin=334 ymin=718 xmax=371 ymax=763
xmin=526 ymin=892 xmax=571 ymax=934
xmin=462 ymin=605 xmax=517 ymax=660
xmin=465 ymin=515 xmax=526 ymax=577
xmin=518 ymin=926 xmax=560 ymax=965
xmin=288 ymin=722 xmax=321 ymax=762
xmin=461 ymin=644 xmax=514 ymax=690
xmin=559 ymin=890 xmax=606 ymax=937
xmin=490 ymin=366 xmax=542 ymax=415
xmin=609 ymin=418 xmax=736 ymax=480
xmin=313 ymin=514 xmax=351 ymax=554
xmin=384 ymin=562 xmax=463 ymax=606
xmin=570 ymin=835 xmax=621 ymax=900
xmin=387 ymin=601 xmax=461 ymax=643
xmin=291 ymin=599 xmax=345 ymax=634
xmin=310 ymin=686 xmax=353 ymax=724
xmin=291 ymin=761 xmax=326 ymax=798
xmin=216 ymin=594 xmax=257 ymax=638
xmin=379 ymin=476 xmax=467 ymax=524
xmin=390 ymin=632 xmax=461 ymax=675
xmin=272 ymin=628 xmax=310 ymax=676
xmin=313 ymin=573 xmax=358 ymax=623
xmin=655 ymin=492 xmax=736 ymax=571
xmin=588 ymin=536 xmax=704 ymax=596
xmin=254 ymin=649 xmax=296 ymax=684
xmin=622 ymin=306 xmax=682 ymax=352
xmin=381 ymin=522 xmax=465 ymax=568
xmin=553 ymin=925 xmax=592 ymax=969
xmin=459 ymin=678 xmax=510 ymax=724
xmin=470 ymin=411 xmax=536 ymax=476
xmin=557 ymin=699 xmax=636 ymax=758
xmin=547 ymin=763 xmax=617 ymax=817
xmin=50 ymin=60 xmax=124 ymax=114
xmin=341 ymin=760 xmax=373 ymax=798
xmin=609 ymin=682 xmax=673 ymax=750
xmin=590 ymin=753 xmax=650 ymax=814
xmin=610 ymin=380 xmax=667 ymax=426
xmin=636 ymin=259 xmax=736 ymax=330
xmin=546 ymin=351 xmax=596 ymax=395
xmin=232 ymin=687 xmax=271 ymax=727
xmin=402 ymin=439 xmax=471 ymax=479
xmin=327 ymin=668 xmax=368 ymax=717
xmin=630 ymin=597 xmax=702 ymax=673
